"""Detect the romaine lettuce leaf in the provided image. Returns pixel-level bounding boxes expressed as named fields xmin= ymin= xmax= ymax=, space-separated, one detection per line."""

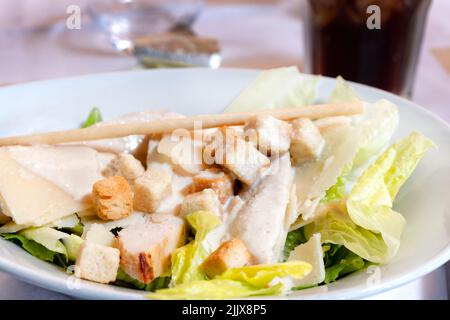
xmin=322 ymin=243 xmax=368 ymax=284
xmin=353 ymin=99 xmax=399 ymax=167
xmin=328 ymin=76 xmax=361 ymax=104
xmin=306 ymin=132 xmax=434 ymax=263
xmin=114 ymin=269 xmax=170 ymax=292
xmin=219 ymin=261 xmax=312 ymax=287
xmin=225 ymin=67 xmax=319 ymax=113
xmin=283 ymin=226 xmax=308 ymax=259
xmin=149 ymin=279 xmax=283 ymax=300
xmin=149 ymin=261 xmax=311 ymax=299
xmin=0 ymin=233 xmax=68 ymax=267
xmin=170 ymin=211 xmax=221 ymax=285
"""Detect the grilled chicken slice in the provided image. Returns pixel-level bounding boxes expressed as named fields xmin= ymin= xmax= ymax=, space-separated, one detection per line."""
xmin=117 ymin=214 xmax=185 ymax=284
xmin=230 ymin=153 xmax=294 ymax=264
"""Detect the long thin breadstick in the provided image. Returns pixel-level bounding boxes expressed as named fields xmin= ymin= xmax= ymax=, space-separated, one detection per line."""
xmin=0 ymin=102 xmax=363 ymax=146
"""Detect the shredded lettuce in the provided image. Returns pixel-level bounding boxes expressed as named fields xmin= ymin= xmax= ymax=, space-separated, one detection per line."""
xmin=321 ymin=161 xmax=353 ymax=203
xmin=306 ymin=132 xmax=434 ymax=263
xmin=81 ymin=107 xmax=102 ymax=128
xmin=225 ymin=67 xmax=319 ymax=113
xmin=149 ymin=261 xmax=311 ymax=300
xmin=170 ymin=211 xmax=221 ymax=286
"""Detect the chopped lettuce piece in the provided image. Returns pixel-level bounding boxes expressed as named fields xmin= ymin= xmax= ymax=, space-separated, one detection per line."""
xmin=61 ymin=234 xmax=83 ymax=261
xmin=19 ymin=227 xmax=68 ymax=256
xmin=81 ymin=107 xmax=102 ymax=128
xmin=52 ymin=214 xmax=84 ymax=236
xmin=328 ymin=76 xmax=361 ymax=104
xmin=0 ymin=233 xmax=68 ymax=267
xmin=322 ymin=244 xmax=368 ymax=284
xmin=218 ymin=261 xmax=312 ymax=287
xmin=149 ymin=279 xmax=283 ymax=300
xmin=283 ymin=226 xmax=308 ymax=259
xmin=170 ymin=211 xmax=221 ymax=285
xmin=321 ymin=161 xmax=353 ymax=203
xmin=306 ymin=132 xmax=434 ymax=263
xmin=114 ymin=269 xmax=170 ymax=292
xmin=225 ymin=67 xmax=319 ymax=113
xmin=353 ymin=99 xmax=399 ymax=167
xmin=149 ymin=261 xmax=311 ymax=299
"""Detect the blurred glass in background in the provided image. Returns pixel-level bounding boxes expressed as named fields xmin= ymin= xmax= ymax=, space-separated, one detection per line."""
xmin=303 ymin=0 xmax=432 ymax=97
xmin=88 ymin=0 xmax=220 ymax=68
xmin=88 ymin=0 xmax=204 ymax=53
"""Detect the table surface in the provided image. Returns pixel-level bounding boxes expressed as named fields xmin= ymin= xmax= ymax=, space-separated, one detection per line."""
xmin=0 ymin=0 xmax=448 ymax=300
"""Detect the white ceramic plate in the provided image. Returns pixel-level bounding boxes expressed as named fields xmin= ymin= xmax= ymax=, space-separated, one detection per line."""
xmin=0 ymin=69 xmax=449 ymax=300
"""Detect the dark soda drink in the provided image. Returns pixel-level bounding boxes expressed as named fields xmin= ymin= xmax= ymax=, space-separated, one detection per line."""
xmin=303 ymin=0 xmax=432 ymax=96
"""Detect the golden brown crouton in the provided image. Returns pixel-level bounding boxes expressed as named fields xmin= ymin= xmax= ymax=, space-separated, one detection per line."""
xmin=92 ymin=176 xmax=133 ymax=220
xmin=290 ymin=118 xmax=325 ymax=165
xmin=133 ymin=168 xmax=172 ymax=213
xmin=180 ymin=189 xmax=222 ymax=217
xmin=117 ymin=215 xmax=185 ymax=283
xmin=246 ymin=115 xmax=292 ymax=155
xmin=75 ymin=242 xmax=120 ymax=284
xmin=201 ymin=238 xmax=253 ymax=278
xmin=212 ymin=127 xmax=270 ymax=185
xmin=103 ymin=153 xmax=145 ymax=184
xmin=191 ymin=168 xmax=234 ymax=203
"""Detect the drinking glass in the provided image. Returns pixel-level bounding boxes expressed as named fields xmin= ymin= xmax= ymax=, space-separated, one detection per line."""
xmin=303 ymin=0 xmax=432 ymax=97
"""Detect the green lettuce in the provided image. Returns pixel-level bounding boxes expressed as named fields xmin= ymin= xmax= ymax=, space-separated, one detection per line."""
xmin=149 ymin=261 xmax=311 ymax=300
xmin=283 ymin=227 xmax=308 ymax=259
xmin=328 ymin=76 xmax=361 ymax=104
xmin=322 ymin=244 xmax=368 ymax=284
xmin=353 ymin=99 xmax=399 ymax=167
xmin=114 ymin=269 xmax=170 ymax=292
xmin=81 ymin=107 xmax=102 ymax=128
xmin=170 ymin=211 xmax=221 ymax=285
xmin=0 ymin=233 xmax=68 ymax=267
xmin=306 ymin=132 xmax=434 ymax=263
xmin=149 ymin=279 xmax=283 ymax=300
xmin=225 ymin=67 xmax=319 ymax=113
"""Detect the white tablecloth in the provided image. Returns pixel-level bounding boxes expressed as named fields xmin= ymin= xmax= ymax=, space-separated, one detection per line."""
xmin=0 ymin=0 xmax=448 ymax=299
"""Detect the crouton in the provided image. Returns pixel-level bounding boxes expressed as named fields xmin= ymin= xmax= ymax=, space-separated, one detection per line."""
xmin=290 ymin=118 xmax=325 ymax=165
xmin=92 ymin=176 xmax=133 ymax=220
xmin=191 ymin=168 xmax=234 ymax=203
xmin=213 ymin=128 xmax=270 ymax=185
xmin=103 ymin=153 xmax=145 ymax=183
xmin=84 ymin=223 xmax=115 ymax=247
xmin=117 ymin=215 xmax=185 ymax=283
xmin=133 ymin=168 xmax=172 ymax=213
xmin=201 ymin=238 xmax=253 ymax=278
xmin=75 ymin=242 xmax=120 ymax=284
xmin=246 ymin=115 xmax=291 ymax=155
xmin=180 ymin=189 xmax=221 ymax=217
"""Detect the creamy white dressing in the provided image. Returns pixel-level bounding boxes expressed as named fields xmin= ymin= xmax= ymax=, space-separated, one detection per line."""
xmin=230 ymin=154 xmax=294 ymax=264
xmin=294 ymin=125 xmax=360 ymax=221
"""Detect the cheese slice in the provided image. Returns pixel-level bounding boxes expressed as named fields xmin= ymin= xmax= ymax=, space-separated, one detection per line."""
xmin=0 ymin=146 xmax=108 ymax=226
xmin=288 ymin=233 xmax=325 ymax=286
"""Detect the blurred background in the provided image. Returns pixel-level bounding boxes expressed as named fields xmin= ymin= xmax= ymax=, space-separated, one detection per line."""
xmin=0 ymin=0 xmax=449 ymax=299
xmin=0 ymin=0 xmax=449 ymax=121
